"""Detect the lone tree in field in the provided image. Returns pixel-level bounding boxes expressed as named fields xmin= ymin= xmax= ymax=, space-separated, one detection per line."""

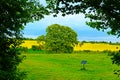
xmin=46 ymin=24 xmax=77 ymax=53
xmin=0 ymin=0 xmax=49 ymax=79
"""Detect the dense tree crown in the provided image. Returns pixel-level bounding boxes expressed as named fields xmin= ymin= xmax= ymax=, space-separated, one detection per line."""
xmin=0 ymin=0 xmax=49 ymax=79
xmin=46 ymin=0 xmax=120 ymax=37
xmin=37 ymin=35 xmax=46 ymax=42
xmin=46 ymin=24 xmax=77 ymax=53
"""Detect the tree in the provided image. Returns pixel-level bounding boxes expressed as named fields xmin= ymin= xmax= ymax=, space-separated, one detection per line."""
xmin=37 ymin=35 xmax=46 ymax=44
xmin=36 ymin=35 xmax=46 ymax=50
xmin=111 ymin=50 xmax=120 ymax=77
xmin=0 ymin=0 xmax=49 ymax=79
xmin=46 ymin=0 xmax=120 ymax=37
xmin=46 ymin=24 xmax=77 ymax=53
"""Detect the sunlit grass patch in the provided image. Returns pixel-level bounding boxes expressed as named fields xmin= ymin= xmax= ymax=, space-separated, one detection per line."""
xmin=19 ymin=53 xmax=120 ymax=80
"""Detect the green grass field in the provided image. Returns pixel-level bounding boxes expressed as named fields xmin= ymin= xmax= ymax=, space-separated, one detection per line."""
xmin=19 ymin=52 xmax=120 ymax=80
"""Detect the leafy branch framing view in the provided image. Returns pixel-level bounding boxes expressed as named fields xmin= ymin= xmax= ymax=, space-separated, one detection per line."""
xmin=0 ymin=0 xmax=120 ymax=79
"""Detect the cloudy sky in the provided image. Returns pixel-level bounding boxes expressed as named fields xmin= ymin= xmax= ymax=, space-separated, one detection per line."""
xmin=23 ymin=0 xmax=120 ymax=42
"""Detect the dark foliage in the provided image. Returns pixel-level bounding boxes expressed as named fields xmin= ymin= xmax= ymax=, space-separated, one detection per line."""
xmin=32 ymin=45 xmax=41 ymax=51
xmin=111 ymin=51 xmax=120 ymax=66
xmin=0 ymin=0 xmax=49 ymax=79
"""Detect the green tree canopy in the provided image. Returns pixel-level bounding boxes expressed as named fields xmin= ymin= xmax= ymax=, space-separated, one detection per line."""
xmin=36 ymin=35 xmax=46 ymax=50
xmin=46 ymin=24 xmax=77 ymax=53
xmin=0 ymin=0 xmax=49 ymax=79
xmin=46 ymin=0 xmax=120 ymax=37
xmin=37 ymin=35 xmax=46 ymax=42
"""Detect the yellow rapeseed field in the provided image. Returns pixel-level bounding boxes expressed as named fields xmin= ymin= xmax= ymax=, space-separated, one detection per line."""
xmin=21 ymin=40 xmax=120 ymax=51
xmin=21 ymin=40 xmax=39 ymax=49
xmin=74 ymin=43 xmax=120 ymax=51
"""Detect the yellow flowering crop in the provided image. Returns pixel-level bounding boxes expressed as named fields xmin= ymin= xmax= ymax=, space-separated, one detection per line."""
xmin=21 ymin=40 xmax=120 ymax=51
xmin=21 ymin=40 xmax=39 ymax=49
xmin=74 ymin=43 xmax=120 ymax=51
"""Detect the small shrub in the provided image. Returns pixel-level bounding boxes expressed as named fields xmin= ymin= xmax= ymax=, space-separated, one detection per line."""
xmin=39 ymin=44 xmax=45 ymax=50
xmin=111 ymin=51 xmax=120 ymax=65
xmin=102 ymin=50 xmax=113 ymax=55
xmin=19 ymin=46 xmax=28 ymax=52
xmin=111 ymin=51 xmax=120 ymax=78
xmin=32 ymin=45 xmax=41 ymax=51
xmin=73 ymin=50 xmax=82 ymax=53
xmin=83 ymin=50 xmax=91 ymax=53
xmin=114 ymin=70 xmax=120 ymax=77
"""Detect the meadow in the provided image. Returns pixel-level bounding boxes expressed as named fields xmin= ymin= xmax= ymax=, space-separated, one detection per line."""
xmin=19 ymin=52 xmax=120 ymax=80
xmin=19 ymin=40 xmax=120 ymax=80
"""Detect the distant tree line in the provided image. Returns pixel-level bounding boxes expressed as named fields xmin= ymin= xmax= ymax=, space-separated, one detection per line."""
xmin=23 ymin=38 xmax=35 ymax=40
xmin=77 ymin=41 xmax=120 ymax=45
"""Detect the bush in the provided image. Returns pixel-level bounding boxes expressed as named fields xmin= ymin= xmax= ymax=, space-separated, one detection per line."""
xmin=65 ymin=46 xmax=73 ymax=53
xmin=111 ymin=51 xmax=120 ymax=77
xmin=32 ymin=45 xmax=41 ymax=51
xmin=111 ymin=51 xmax=120 ymax=65
xmin=83 ymin=50 xmax=91 ymax=53
xmin=19 ymin=46 xmax=28 ymax=52
xmin=39 ymin=44 xmax=45 ymax=50
xmin=45 ymin=46 xmax=73 ymax=54
xmin=0 ymin=69 xmax=27 ymax=80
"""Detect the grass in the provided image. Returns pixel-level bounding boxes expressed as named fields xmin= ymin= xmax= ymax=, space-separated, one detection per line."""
xmin=19 ymin=52 xmax=120 ymax=80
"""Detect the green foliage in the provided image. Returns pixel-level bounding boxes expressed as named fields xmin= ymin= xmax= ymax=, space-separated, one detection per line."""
xmin=111 ymin=51 xmax=120 ymax=66
xmin=0 ymin=69 xmax=27 ymax=80
xmin=37 ymin=35 xmax=46 ymax=42
xmin=46 ymin=24 xmax=77 ymax=53
xmin=111 ymin=51 xmax=120 ymax=77
xmin=65 ymin=45 xmax=73 ymax=53
xmin=19 ymin=46 xmax=28 ymax=52
xmin=36 ymin=35 xmax=46 ymax=50
xmin=0 ymin=38 xmax=25 ymax=80
xmin=83 ymin=50 xmax=91 ymax=53
xmin=46 ymin=0 xmax=120 ymax=37
xmin=0 ymin=0 xmax=49 ymax=79
xmin=32 ymin=45 xmax=41 ymax=51
xmin=114 ymin=70 xmax=120 ymax=77
xmin=23 ymin=38 xmax=35 ymax=40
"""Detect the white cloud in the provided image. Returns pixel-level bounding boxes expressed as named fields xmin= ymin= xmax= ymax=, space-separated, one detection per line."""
xmin=23 ymin=35 xmax=38 ymax=39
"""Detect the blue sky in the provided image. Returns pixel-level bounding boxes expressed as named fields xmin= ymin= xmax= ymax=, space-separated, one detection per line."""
xmin=23 ymin=0 xmax=120 ymax=42
xmin=23 ymin=13 xmax=120 ymax=42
